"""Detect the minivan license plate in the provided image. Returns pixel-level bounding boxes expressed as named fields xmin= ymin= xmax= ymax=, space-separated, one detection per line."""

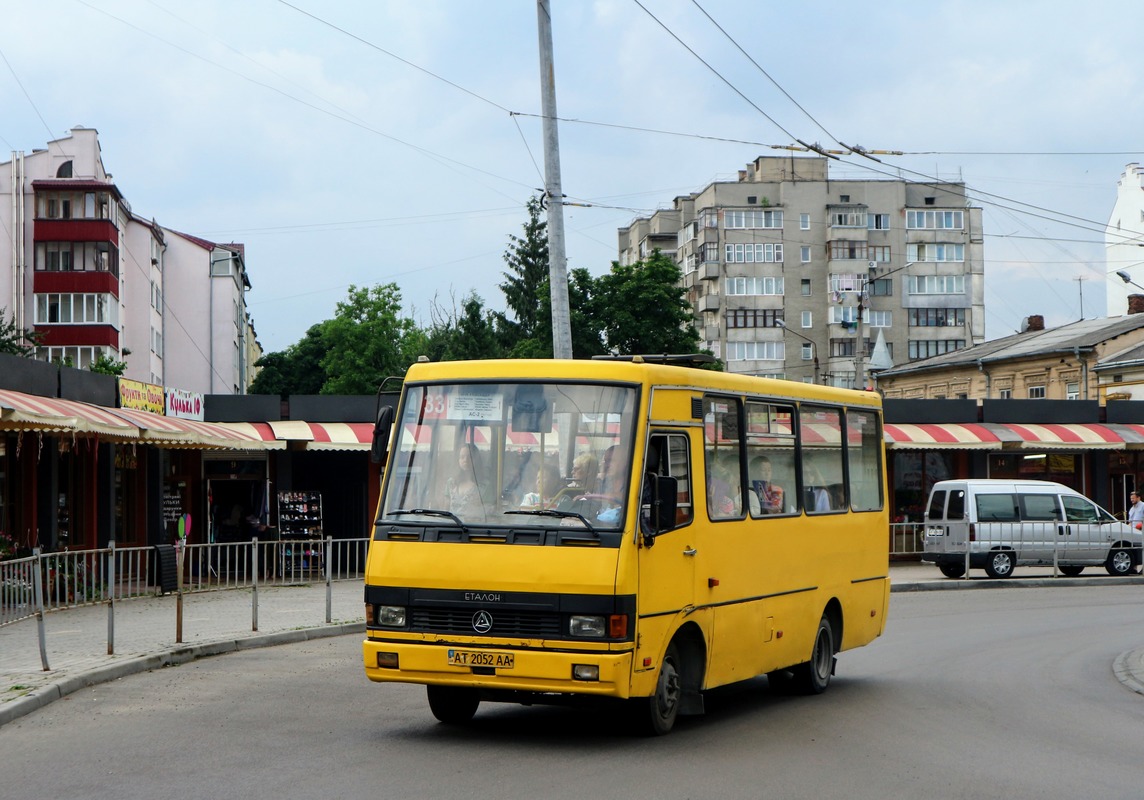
xmin=925 ymin=526 xmax=945 ymax=537
xmin=448 ymin=649 xmax=514 ymax=668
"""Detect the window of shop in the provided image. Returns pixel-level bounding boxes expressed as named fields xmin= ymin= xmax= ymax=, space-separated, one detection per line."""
xmin=892 ymin=450 xmax=956 ymax=522
xmin=988 ymin=452 xmax=1080 ymax=490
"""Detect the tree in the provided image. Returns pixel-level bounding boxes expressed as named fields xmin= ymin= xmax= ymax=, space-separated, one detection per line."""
xmin=320 ymin=283 xmax=420 ymax=394
xmin=0 ymin=308 xmax=39 ymax=356
xmin=497 ymin=196 xmax=549 ymax=355
xmin=594 ymin=250 xmax=703 ymax=356
xmin=249 ymin=321 xmax=330 ymax=396
xmin=89 ymin=354 xmax=127 ymax=376
xmin=443 ymin=293 xmax=502 ymax=361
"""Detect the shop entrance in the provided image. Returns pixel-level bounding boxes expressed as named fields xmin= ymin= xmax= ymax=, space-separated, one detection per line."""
xmin=203 ymin=456 xmax=270 ymax=544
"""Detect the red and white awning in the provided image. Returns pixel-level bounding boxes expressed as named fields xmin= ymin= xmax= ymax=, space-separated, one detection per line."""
xmin=883 ymin=423 xmax=1004 ymax=450
xmin=995 ymin=422 xmax=1124 ymax=450
xmin=0 ymin=389 xmax=138 ymax=439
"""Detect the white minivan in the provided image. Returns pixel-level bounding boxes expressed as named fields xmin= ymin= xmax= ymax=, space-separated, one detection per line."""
xmin=922 ymin=479 xmax=1142 ymax=578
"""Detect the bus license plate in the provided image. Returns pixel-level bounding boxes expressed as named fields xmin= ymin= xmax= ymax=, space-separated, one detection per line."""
xmin=448 ymin=649 xmax=515 ymax=669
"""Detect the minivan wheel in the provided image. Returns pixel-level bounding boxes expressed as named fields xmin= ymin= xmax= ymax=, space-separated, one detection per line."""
xmin=1105 ymin=547 xmax=1135 ymax=576
xmin=984 ymin=549 xmax=1016 ymax=579
xmin=939 ymin=563 xmax=966 ymax=579
xmin=1058 ymin=565 xmax=1084 ymax=577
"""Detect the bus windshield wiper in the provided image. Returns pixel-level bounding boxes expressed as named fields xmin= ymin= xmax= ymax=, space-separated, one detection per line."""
xmin=504 ymin=509 xmax=597 ymax=535
xmin=387 ymin=508 xmax=467 ymax=532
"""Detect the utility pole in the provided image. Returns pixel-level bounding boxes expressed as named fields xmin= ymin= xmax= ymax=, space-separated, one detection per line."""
xmin=1075 ymin=275 xmax=1085 ymax=321
xmin=536 ymin=0 xmax=573 ymax=359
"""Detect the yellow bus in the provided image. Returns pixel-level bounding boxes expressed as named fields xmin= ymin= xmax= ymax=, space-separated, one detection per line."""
xmin=363 ymin=355 xmax=889 ymax=734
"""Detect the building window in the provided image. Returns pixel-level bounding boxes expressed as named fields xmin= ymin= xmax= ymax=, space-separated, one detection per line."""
xmin=906 ymin=209 xmax=963 ymax=229
xmin=801 ymin=279 xmax=812 ymax=296
xmin=34 ymin=345 xmax=113 ymax=370
xmin=829 ymin=240 xmax=867 ymax=260
xmin=868 ymin=213 xmax=890 ymax=230
xmin=829 ymin=274 xmax=868 ymax=294
xmin=34 ymin=293 xmax=118 ymax=326
xmin=998 ymin=388 xmax=1012 ymax=399
xmin=828 ymin=306 xmax=859 ymax=325
xmin=800 ymin=213 xmax=810 ymax=230
xmin=907 ymin=243 xmax=964 ymax=262
xmin=725 ymin=242 xmax=784 ymax=263
xmin=1028 ymin=385 xmax=1046 ymax=399
xmin=801 ymin=343 xmax=813 ymax=360
xmin=724 ymin=209 xmax=783 ymax=229
xmin=725 ymin=276 xmax=784 ymax=296
xmin=800 ymin=246 xmax=811 ymax=263
xmin=1066 ymin=382 xmax=1080 ymax=400
xmin=868 ymin=245 xmax=891 ymax=263
xmin=908 ymin=340 xmax=966 ymax=359
xmin=869 ymin=278 xmax=893 ymax=296
xmin=908 ymin=275 xmax=965 ymax=295
xmin=830 ymin=338 xmax=859 ymax=357
xmin=726 ymin=341 xmax=785 ymax=361
xmin=35 ymin=241 xmax=118 ymax=276
xmin=867 ymin=310 xmax=892 ymax=327
xmin=801 ymin=311 xmax=812 ymax=328
xmin=908 ymin=308 xmax=965 ymax=327
xmin=831 ymin=206 xmax=867 ymax=228
xmin=725 ymin=309 xmax=784 ymax=329
xmin=702 ymin=242 xmax=719 ymax=262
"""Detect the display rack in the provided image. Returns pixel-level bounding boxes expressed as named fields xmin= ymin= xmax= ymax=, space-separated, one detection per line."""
xmin=277 ymin=491 xmax=323 ymax=575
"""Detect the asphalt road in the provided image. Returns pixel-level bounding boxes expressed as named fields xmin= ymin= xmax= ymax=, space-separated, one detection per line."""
xmin=3 ymin=586 xmax=1143 ymax=800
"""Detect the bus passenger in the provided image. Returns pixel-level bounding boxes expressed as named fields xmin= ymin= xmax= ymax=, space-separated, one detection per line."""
xmin=521 ymin=462 xmax=563 ymax=508
xmin=570 ymin=453 xmax=599 ymax=495
xmin=446 ymin=443 xmax=487 ymax=518
xmin=749 ymin=455 xmax=785 ymax=514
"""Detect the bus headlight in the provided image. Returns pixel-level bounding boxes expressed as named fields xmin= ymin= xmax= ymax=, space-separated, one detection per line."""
xmin=569 ymin=615 xmax=606 ymax=638
xmin=377 ymin=605 xmax=407 ymax=627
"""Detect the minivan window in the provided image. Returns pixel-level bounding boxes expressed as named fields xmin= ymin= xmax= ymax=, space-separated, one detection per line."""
xmin=927 ymin=490 xmax=947 ymax=519
xmin=975 ymin=493 xmax=1018 ymax=522
xmin=1019 ymin=493 xmax=1059 ymax=521
xmin=1062 ymin=495 xmax=1099 ymax=523
xmin=947 ymin=489 xmax=965 ymax=520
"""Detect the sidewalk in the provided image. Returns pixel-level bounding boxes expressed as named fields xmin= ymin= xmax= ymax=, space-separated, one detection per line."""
xmin=2 ymin=564 xmax=1142 ymax=727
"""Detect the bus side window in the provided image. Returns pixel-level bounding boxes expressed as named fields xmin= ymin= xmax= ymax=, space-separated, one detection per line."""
xmin=665 ymin=434 xmax=693 ymax=526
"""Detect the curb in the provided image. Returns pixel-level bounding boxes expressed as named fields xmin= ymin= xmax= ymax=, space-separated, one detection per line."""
xmin=0 ymin=621 xmax=364 ymax=729
xmin=890 ymin=575 xmax=1144 ymax=593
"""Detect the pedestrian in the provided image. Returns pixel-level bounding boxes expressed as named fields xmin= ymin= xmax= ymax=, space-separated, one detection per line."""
xmin=1129 ymin=491 xmax=1144 ymax=530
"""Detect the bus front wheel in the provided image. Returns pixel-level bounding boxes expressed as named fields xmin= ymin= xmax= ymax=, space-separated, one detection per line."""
xmin=637 ymin=642 xmax=682 ymax=736
xmin=426 ymin=685 xmax=480 ymax=725
xmin=792 ymin=614 xmax=835 ymax=695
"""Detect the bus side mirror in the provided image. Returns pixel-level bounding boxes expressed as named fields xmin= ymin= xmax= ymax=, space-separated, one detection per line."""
xmin=653 ymin=475 xmax=678 ymax=533
xmin=371 ymin=406 xmax=394 ymax=465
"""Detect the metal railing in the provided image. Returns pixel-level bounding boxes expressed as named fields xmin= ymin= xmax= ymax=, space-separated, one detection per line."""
xmin=0 ymin=537 xmax=369 ymax=627
xmin=890 ymin=522 xmax=925 ymax=558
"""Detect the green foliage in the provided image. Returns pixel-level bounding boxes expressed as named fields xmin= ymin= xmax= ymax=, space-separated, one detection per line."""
xmin=594 ymin=250 xmax=702 ymax=356
xmin=0 ymin=309 xmax=39 ymax=356
xmin=320 ymin=283 xmax=420 ymax=394
xmin=89 ymin=354 xmax=128 ymax=376
xmin=496 ymin=196 xmax=549 ymax=353
xmin=249 ymin=321 xmax=331 ymax=396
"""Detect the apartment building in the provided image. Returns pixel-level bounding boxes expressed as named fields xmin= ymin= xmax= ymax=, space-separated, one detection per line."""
xmin=0 ymin=127 xmax=258 ymax=394
xmin=1106 ymin=163 xmax=1144 ymax=317
xmin=617 ymin=155 xmax=985 ymax=386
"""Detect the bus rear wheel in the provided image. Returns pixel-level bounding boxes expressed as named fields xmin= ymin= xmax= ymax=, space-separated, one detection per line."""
xmin=792 ymin=614 xmax=835 ymax=695
xmin=637 ymin=642 xmax=682 ymax=736
xmin=426 ymin=685 xmax=480 ymax=725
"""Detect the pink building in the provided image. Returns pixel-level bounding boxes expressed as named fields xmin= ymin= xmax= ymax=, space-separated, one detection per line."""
xmin=1 ymin=127 xmax=259 ymax=394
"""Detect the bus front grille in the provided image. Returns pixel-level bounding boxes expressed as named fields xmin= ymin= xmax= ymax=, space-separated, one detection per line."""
xmin=410 ymin=608 xmax=563 ymax=637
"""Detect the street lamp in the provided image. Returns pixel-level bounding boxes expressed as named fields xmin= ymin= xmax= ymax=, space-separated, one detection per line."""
xmin=1117 ymin=270 xmax=1144 ymax=292
xmin=776 ymin=319 xmax=820 ymax=384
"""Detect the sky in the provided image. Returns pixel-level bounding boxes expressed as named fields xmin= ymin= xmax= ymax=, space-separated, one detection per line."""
xmin=2 ymin=0 xmax=1143 ymax=354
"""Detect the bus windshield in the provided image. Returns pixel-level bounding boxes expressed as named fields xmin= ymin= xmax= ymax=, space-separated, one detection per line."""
xmin=380 ymin=381 xmax=638 ymax=531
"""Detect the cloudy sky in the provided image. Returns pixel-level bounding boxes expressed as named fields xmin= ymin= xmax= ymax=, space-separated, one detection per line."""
xmin=2 ymin=0 xmax=1142 ymax=353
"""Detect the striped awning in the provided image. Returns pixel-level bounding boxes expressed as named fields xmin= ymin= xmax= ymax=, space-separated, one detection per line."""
xmin=883 ymin=423 xmax=1004 ymax=450
xmin=995 ymin=422 xmax=1125 ymax=450
xmin=210 ymin=422 xmax=288 ymax=450
xmin=107 ymin=407 xmax=267 ymax=449
xmin=0 ymin=389 xmax=138 ymax=439
xmin=212 ymin=420 xmax=373 ymax=450
xmin=305 ymin=422 xmax=374 ymax=451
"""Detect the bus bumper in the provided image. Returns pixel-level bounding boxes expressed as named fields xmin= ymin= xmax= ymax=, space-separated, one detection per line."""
xmin=363 ymin=638 xmax=635 ymax=699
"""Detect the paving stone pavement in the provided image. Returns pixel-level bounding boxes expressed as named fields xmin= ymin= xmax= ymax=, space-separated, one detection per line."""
xmin=2 ymin=563 xmax=1141 ymax=726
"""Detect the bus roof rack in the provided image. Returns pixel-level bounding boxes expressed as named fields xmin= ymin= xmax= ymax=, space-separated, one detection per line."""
xmin=591 ymin=353 xmax=717 ymax=367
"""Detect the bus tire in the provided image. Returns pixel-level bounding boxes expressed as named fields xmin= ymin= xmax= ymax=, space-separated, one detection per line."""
xmin=983 ymin=549 xmax=1016 ymax=579
xmin=426 ymin=685 xmax=480 ymax=725
xmin=638 ymin=642 xmax=683 ymax=736
xmin=792 ymin=614 xmax=835 ymax=695
xmin=938 ymin=563 xmax=966 ymax=579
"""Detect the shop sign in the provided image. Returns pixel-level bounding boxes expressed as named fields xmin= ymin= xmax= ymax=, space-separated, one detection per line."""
xmin=166 ymin=388 xmax=204 ymax=421
xmin=119 ymin=378 xmax=165 ymax=414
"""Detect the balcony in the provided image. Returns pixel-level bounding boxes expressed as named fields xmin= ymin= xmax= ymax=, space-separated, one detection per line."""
xmin=700 ymin=261 xmax=721 ymax=281
xmin=699 ymin=294 xmax=720 ymax=314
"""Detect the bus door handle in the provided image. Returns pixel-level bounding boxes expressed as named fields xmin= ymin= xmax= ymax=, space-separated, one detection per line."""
xmin=683 ymin=547 xmax=697 ymax=556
